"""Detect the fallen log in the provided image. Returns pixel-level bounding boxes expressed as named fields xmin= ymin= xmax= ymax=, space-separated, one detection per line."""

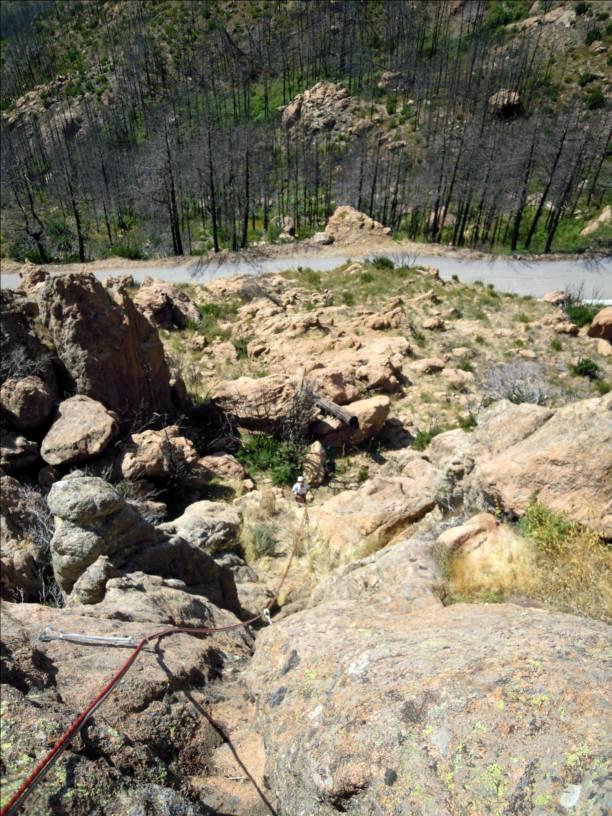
xmin=313 ymin=395 xmax=359 ymax=428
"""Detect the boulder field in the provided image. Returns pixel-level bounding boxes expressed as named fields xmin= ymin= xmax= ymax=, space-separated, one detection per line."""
xmin=1 ymin=260 xmax=611 ymax=815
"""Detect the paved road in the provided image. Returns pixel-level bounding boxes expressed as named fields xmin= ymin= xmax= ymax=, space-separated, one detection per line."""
xmin=2 ymin=252 xmax=611 ymax=298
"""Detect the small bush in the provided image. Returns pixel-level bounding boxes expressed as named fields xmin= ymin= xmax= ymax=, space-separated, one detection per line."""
xmin=457 ymin=412 xmax=477 ymax=431
xmin=243 ymin=522 xmax=277 ymax=560
xmin=413 ymin=425 xmax=446 ymax=450
xmin=578 ymin=71 xmax=597 ymax=87
xmin=595 ymin=380 xmax=611 ymax=395
xmin=550 ymin=338 xmax=562 ymax=352
xmin=237 ymin=434 xmax=301 ymax=485
xmin=233 ymin=337 xmax=250 ymax=359
xmin=475 ymin=334 xmax=486 ymax=345
xmin=516 ymin=312 xmax=530 ymax=324
xmin=360 ymin=271 xmax=375 ymax=283
xmin=575 ymin=1 xmax=589 ymax=15
xmin=412 ymin=328 xmax=426 ymax=347
xmin=342 ymin=291 xmax=356 ymax=306
xmin=370 ymin=255 xmax=394 ymax=270
xmin=585 ymin=26 xmax=602 ymax=45
xmin=480 ymin=361 xmax=549 ymax=404
xmin=110 ymin=241 xmax=145 ymax=260
xmin=565 ymin=301 xmax=600 ymax=327
xmin=301 ymin=268 xmax=322 ymax=288
xmin=585 ymin=87 xmax=605 ymax=110
xmin=572 ymin=357 xmax=600 ymax=380
xmin=357 ymin=465 xmax=369 ymax=483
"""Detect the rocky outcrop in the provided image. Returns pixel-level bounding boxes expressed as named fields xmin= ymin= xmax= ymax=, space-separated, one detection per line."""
xmin=0 ymin=374 xmax=57 ymax=431
xmin=157 ymin=500 xmax=242 ymax=555
xmin=0 ymin=289 xmax=57 ymax=390
xmin=587 ymin=306 xmax=612 ymax=343
xmin=39 ymin=271 xmax=173 ymax=420
xmin=309 ymin=532 xmax=441 ymax=611
xmin=1 ymin=596 xmax=253 ymax=815
xmin=116 ymin=425 xmax=199 ymax=480
xmin=311 ymin=395 xmax=390 ymax=448
xmin=47 ymin=476 xmax=240 ymax=611
xmin=133 ymin=277 xmax=200 ymax=330
xmin=280 ymin=82 xmax=371 ymax=141
xmin=488 ymin=88 xmax=521 ymax=115
xmin=41 ymin=395 xmax=119 ymax=466
xmin=465 ymin=394 xmax=612 ymax=535
xmin=323 ymin=205 xmax=393 ymax=246
xmin=48 ymin=476 xmax=155 ymax=594
xmin=212 ymin=374 xmax=309 ymax=432
xmin=247 ymin=600 xmax=609 ymax=816
xmin=312 ymin=451 xmax=439 ymax=557
xmin=198 ymin=452 xmax=246 ymax=482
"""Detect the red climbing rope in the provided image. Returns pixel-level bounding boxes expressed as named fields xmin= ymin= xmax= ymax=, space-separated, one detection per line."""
xmin=1 ymin=507 xmax=308 ymax=816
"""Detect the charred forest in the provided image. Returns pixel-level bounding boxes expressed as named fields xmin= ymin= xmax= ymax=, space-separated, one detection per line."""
xmin=1 ymin=0 xmax=611 ymax=263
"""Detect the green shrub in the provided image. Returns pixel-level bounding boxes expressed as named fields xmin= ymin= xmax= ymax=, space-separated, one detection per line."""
xmin=565 ymin=301 xmax=600 ymax=327
xmin=578 ymin=71 xmax=597 ymax=87
xmin=243 ymin=522 xmax=277 ymax=560
xmin=457 ymin=413 xmax=477 ymax=431
xmin=585 ymin=87 xmax=605 ymax=110
xmin=357 ymin=465 xmax=369 ymax=483
xmin=360 ymin=271 xmax=375 ymax=283
xmin=571 ymin=357 xmax=600 ymax=379
xmin=517 ymin=499 xmax=611 ymax=621
xmin=266 ymin=222 xmax=281 ymax=242
xmin=575 ymin=1 xmax=590 ymax=15
xmin=110 ymin=241 xmax=145 ymax=260
xmin=237 ymin=434 xmax=301 ymax=485
xmin=301 ymin=268 xmax=322 ymax=288
xmin=232 ymin=337 xmax=250 ymax=359
xmin=550 ymin=337 xmax=562 ymax=352
xmin=342 ymin=291 xmax=356 ymax=306
xmin=595 ymin=380 xmax=611 ymax=395
xmin=412 ymin=328 xmax=426 ymax=347
xmin=413 ymin=425 xmax=446 ymax=450
xmin=370 ymin=255 xmax=394 ymax=270
xmin=585 ymin=26 xmax=602 ymax=45
xmin=475 ymin=335 xmax=485 ymax=345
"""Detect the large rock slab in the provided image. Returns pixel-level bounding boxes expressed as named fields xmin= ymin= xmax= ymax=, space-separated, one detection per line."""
xmin=41 ymin=395 xmax=119 ymax=466
xmin=1 ymin=597 xmax=252 ymax=815
xmin=157 ymin=500 xmax=242 ymax=555
xmin=467 ymin=395 xmax=612 ymax=535
xmin=48 ymin=476 xmax=155 ymax=594
xmin=38 ymin=271 xmax=173 ymax=420
xmin=116 ymin=425 xmax=199 ymax=480
xmin=247 ymin=600 xmax=610 ymax=816
xmin=47 ymin=476 xmax=240 ymax=612
xmin=212 ymin=374 xmax=308 ymax=432
xmin=0 ymin=289 xmax=57 ymax=389
xmin=312 ymin=453 xmax=439 ymax=558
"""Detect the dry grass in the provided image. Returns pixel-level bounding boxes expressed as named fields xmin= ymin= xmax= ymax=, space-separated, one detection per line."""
xmin=518 ymin=501 xmax=612 ymax=622
xmin=438 ymin=501 xmax=612 ymax=622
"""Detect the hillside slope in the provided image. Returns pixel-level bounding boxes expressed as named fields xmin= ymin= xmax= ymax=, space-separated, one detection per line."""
xmin=1 ymin=0 xmax=611 ymax=264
